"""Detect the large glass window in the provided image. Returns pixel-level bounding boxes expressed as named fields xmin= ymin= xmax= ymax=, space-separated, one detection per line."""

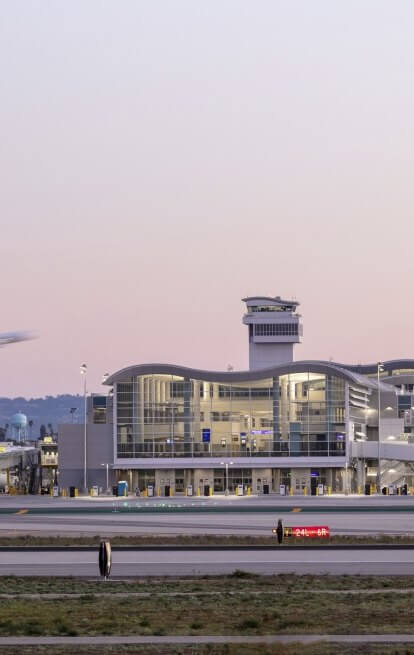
xmin=93 ymin=396 xmax=107 ymax=424
xmin=115 ymin=372 xmax=347 ymax=459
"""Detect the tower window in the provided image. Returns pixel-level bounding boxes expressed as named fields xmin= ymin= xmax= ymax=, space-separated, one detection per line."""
xmin=255 ymin=324 xmax=298 ymax=337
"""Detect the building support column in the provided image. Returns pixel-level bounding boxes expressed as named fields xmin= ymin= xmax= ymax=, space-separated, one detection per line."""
xmin=272 ymin=377 xmax=280 ymax=454
xmin=356 ymin=459 xmax=365 ymax=491
xmin=184 ymin=378 xmax=192 ymax=456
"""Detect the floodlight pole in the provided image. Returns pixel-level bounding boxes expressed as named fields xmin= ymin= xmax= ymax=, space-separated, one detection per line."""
xmin=81 ymin=364 xmax=87 ymax=493
xmin=377 ymin=363 xmax=384 ymax=493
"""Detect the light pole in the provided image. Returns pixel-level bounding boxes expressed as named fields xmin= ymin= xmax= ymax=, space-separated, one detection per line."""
xmin=101 ymin=463 xmax=109 ymax=493
xmin=221 ymin=460 xmax=233 ymax=495
xmin=377 ymin=362 xmax=384 ymax=493
xmin=81 ymin=363 xmax=87 ymax=493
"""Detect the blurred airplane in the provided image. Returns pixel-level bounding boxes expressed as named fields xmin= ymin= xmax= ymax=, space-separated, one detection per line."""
xmin=0 ymin=331 xmax=35 ymax=347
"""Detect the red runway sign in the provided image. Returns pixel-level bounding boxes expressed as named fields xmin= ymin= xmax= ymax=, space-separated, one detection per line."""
xmin=284 ymin=525 xmax=330 ymax=538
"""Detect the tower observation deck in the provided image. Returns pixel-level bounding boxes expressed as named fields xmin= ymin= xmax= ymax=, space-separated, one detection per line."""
xmin=242 ymin=296 xmax=302 ymax=370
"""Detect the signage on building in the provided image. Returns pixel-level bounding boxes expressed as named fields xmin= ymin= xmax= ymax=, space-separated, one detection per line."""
xmin=250 ymin=430 xmax=272 ymax=435
xmin=202 ymin=429 xmax=211 ymax=443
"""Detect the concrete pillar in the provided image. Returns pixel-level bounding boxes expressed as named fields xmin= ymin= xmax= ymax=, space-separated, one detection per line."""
xmin=184 ymin=378 xmax=192 ymax=455
xmin=326 ymin=376 xmax=332 ymax=455
xmin=155 ymin=469 xmax=175 ymax=495
xmin=341 ymin=467 xmax=351 ymax=494
xmin=252 ymin=468 xmax=272 ymax=494
xmin=290 ymin=468 xmax=310 ymax=494
xmin=194 ymin=469 xmax=214 ymax=495
xmin=184 ymin=469 xmax=194 ymax=488
xmin=325 ymin=468 xmax=333 ymax=489
xmin=134 ymin=377 xmax=145 ymax=451
xmin=356 ymin=459 xmax=365 ymax=490
xmin=272 ymin=377 xmax=280 ymax=454
xmin=272 ymin=468 xmax=281 ymax=492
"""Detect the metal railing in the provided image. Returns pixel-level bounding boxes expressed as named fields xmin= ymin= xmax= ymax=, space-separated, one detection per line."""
xmin=116 ymin=442 xmax=346 ymax=458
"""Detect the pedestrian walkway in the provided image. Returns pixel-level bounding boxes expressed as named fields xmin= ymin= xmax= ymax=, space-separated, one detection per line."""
xmin=1 ymin=634 xmax=414 ymax=645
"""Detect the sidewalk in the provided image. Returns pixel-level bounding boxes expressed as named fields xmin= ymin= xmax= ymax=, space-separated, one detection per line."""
xmin=1 ymin=634 xmax=414 ymax=645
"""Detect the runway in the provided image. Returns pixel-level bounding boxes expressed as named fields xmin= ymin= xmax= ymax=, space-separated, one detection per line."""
xmin=2 ymin=509 xmax=414 ymax=537
xmin=1 ymin=547 xmax=414 ymax=576
xmin=1 ymin=496 xmax=414 ymax=537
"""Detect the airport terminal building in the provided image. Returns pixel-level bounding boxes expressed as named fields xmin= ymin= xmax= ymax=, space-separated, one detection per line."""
xmin=59 ymin=297 xmax=414 ymax=494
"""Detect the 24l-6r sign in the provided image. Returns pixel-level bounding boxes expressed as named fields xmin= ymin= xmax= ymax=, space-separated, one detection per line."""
xmin=284 ymin=526 xmax=330 ymax=538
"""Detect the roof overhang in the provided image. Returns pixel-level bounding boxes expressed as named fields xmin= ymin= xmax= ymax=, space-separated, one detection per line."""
xmin=104 ymin=360 xmax=379 ymax=389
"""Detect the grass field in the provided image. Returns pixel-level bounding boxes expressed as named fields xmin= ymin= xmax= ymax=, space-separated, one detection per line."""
xmin=0 ymin=574 xmax=413 ymax=639
xmin=1 ymin=572 xmax=414 ymax=594
xmin=0 ymin=534 xmax=414 ymax=547
xmin=2 ymin=645 xmax=414 ymax=655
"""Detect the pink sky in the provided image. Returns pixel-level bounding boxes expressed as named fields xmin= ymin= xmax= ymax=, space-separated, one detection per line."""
xmin=1 ymin=0 xmax=414 ymax=397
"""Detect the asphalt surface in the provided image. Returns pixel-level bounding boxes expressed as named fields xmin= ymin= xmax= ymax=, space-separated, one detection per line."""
xmin=3 ymin=494 xmax=414 ymax=509
xmin=1 ymin=547 xmax=414 ymax=575
xmin=1 ymin=495 xmax=414 ymax=536
xmin=2 ymin=509 xmax=414 ymax=536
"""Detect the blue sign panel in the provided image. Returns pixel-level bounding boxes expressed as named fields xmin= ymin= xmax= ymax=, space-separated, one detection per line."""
xmin=202 ymin=428 xmax=211 ymax=443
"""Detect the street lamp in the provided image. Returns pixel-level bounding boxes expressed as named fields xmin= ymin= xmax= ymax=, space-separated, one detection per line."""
xmin=102 ymin=373 xmax=109 ymax=385
xmin=101 ymin=463 xmax=110 ymax=494
xmin=377 ymin=362 xmax=385 ymax=493
xmin=220 ymin=460 xmax=233 ymax=495
xmin=80 ymin=363 xmax=87 ymax=493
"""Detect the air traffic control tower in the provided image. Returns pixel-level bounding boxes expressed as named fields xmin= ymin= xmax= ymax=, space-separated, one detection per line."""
xmin=242 ymin=296 xmax=302 ymax=370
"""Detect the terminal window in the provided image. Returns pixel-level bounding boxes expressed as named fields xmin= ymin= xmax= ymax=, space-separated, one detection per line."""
xmin=93 ymin=396 xmax=107 ymax=424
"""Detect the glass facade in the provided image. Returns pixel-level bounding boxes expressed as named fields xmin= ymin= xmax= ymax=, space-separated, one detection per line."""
xmin=116 ymin=372 xmax=348 ymax=459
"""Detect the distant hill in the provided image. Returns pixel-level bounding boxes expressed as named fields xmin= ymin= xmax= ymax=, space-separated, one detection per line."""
xmin=0 ymin=395 xmax=84 ymax=439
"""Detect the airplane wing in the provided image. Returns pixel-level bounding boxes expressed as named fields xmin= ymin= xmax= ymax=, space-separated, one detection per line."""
xmin=0 ymin=331 xmax=35 ymax=347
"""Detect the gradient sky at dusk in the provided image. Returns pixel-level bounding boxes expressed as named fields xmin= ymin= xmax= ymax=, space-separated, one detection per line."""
xmin=1 ymin=0 xmax=414 ymax=398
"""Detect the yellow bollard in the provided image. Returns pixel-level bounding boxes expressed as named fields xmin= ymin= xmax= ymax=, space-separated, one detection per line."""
xmin=197 ymin=487 xmax=200 ymax=496
xmin=358 ymin=486 xmax=362 ymax=495
xmin=289 ymin=486 xmax=293 ymax=496
xmin=303 ymin=486 xmax=307 ymax=496
xmin=247 ymin=487 xmax=251 ymax=496
xmin=328 ymin=486 xmax=332 ymax=496
xmin=209 ymin=487 xmax=213 ymax=496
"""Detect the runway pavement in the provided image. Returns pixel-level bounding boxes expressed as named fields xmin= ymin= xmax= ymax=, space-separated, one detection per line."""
xmin=1 ymin=547 xmax=414 ymax=576
xmin=2 ymin=508 xmax=414 ymax=536
xmin=3 ymin=494 xmax=414 ymax=510
xmin=1 ymin=495 xmax=414 ymax=537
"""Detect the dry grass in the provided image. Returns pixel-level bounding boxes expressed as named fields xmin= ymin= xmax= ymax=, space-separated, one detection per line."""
xmin=0 ymin=573 xmax=413 ymax=595
xmin=0 ymin=579 xmax=414 ymax=637
xmin=1 ymin=645 xmax=414 ymax=655
xmin=0 ymin=533 xmax=413 ymax=547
